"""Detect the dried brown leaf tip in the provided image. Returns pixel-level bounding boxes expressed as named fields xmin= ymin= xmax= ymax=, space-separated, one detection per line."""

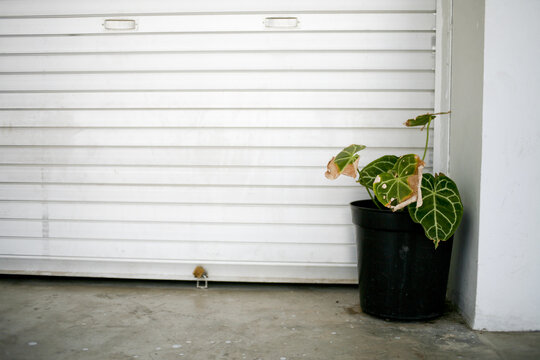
xmin=325 ymin=157 xmax=340 ymax=180
xmin=325 ymin=156 xmax=359 ymax=180
xmin=406 ymin=156 xmax=425 ymax=208
xmin=341 ymin=157 xmax=360 ymax=178
xmin=193 ymin=266 xmax=207 ymax=279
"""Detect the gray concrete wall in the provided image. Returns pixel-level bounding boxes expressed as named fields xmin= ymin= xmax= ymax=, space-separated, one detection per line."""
xmin=447 ymin=0 xmax=485 ymax=327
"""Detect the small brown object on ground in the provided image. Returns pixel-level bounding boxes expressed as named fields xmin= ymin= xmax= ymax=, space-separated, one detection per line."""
xmin=193 ymin=266 xmax=207 ymax=279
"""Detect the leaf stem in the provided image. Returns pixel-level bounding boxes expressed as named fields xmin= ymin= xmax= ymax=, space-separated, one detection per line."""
xmin=365 ymin=186 xmax=383 ymax=209
xmin=422 ymin=116 xmax=432 ymax=162
xmin=428 ymin=111 xmax=451 ymax=116
xmin=421 ymin=111 xmax=450 ymax=162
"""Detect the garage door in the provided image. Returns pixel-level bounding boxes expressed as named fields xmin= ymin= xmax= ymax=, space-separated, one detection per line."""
xmin=0 ymin=0 xmax=441 ymax=282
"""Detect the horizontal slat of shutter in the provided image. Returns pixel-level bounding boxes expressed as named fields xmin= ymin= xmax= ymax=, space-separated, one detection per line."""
xmin=0 ymin=33 xmax=435 ymax=54
xmin=0 ymin=184 xmax=360 ymax=205
xmin=0 ymin=256 xmax=356 ymax=283
xmin=0 ymin=109 xmax=433 ymax=128
xmin=0 ymin=0 xmax=436 ymax=17
xmin=0 ymin=72 xmax=435 ymax=91
xmin=0 ymin=91 xmax=433 ymax=110
xmin=0 ymin=52 xmax=434 ymax=72
xmin=0 ymin=147 xmax=427 ymax=167
xmin=0 ymin=202 xmax=351 ymax=224
xmin=0 ymin=14 xmax=436 ymax=35
xmin=0 ymin=127 xmax=432 ymax=147
xmin=0 ymin=165 xmax=432 ymax=186
xmin=0 ymin=237 xmax=356 ymax=263
xmin=0 ymin=220 xmax=353 ymax=244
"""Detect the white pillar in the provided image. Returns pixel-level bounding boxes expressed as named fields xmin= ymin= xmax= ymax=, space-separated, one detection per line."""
xmin=449 ymin=0 xmax=540 ymax=331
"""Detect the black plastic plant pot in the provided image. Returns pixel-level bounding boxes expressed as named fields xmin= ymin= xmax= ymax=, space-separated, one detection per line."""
xmin=351 ymin=200 xmax=453 ymax=321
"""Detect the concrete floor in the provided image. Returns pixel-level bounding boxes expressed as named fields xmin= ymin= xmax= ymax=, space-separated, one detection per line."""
xmin=1 ymin=276 xmax=539 ymax=360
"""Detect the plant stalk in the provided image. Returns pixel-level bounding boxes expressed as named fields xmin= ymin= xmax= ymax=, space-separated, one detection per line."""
xmin=422 ymin=116 xmax=432 ymax=162
xmin=421 ymin=111 xmax=451 ymax=162
xmin=366 ymin=186 xmax=383 ymax=209
xmin=427 ymin=111 xmax=451 ymax=116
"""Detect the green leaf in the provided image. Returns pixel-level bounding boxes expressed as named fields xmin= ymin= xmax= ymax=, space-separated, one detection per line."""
xmin=373 ymin=154 xmax=424 ymax=211
xmin=408 ymin=173 xmax=464 ymax=248
xmin=357 ymin=155 xmax=398 ymax=188
xmin=333 ymin=144 xmax=366 ymax=172
xmin=404 ymin=113 xmax=436 ymax=127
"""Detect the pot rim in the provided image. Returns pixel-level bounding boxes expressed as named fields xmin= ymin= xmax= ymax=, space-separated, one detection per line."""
xmin=350 ymin=199 xmax=422 ymax=231
xmin=350 ymin=199 xmax=395 ymax=213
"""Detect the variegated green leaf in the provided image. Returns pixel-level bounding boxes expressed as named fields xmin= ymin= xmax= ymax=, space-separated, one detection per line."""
xmin=373 ymin=154 xmax=424 ymax=211
xmin=357 ymin=155 xmax=398 ymax=188
xmin=334 ymin=144 xmax=366 ymax=172
xmin=408 ymin=173 xmax=463 ymax=248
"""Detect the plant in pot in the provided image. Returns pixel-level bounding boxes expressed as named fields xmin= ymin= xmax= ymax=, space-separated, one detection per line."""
xmin=325 ymin=112 xmax=463 ymax=321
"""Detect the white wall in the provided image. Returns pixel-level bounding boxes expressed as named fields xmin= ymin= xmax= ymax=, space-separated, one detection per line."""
xmin=450 ymin=0 xmax=540 ymax=331
xmin=475 ymin=0 xmax=540 ymax=331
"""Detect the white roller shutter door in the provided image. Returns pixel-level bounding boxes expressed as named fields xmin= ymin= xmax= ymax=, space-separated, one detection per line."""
xmin=0 ymin=0 xmax=439 ymax=282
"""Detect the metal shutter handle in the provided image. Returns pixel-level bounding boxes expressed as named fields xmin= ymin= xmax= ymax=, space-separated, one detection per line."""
xmin=263 ymin=17 xmax=299 ymax=29
xmin=103 ymin=19 xmax=137 ymax=31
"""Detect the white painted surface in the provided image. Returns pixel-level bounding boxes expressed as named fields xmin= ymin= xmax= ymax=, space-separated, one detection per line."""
xmin=475 ymin=0 xmax=540 ymax=331
xmin=449 ymin=0 xmax=540 ymax=331
xmin=0 ymin=0 xmax=437 ymax=15
xmin=432 ymin=0 xmax=453 ymax=174
xmin=0 ymin=0 xmax=438 ymax=282
xmin=0 ymin=32 xmax=435 ymax=53
xmin=0 ymin=14 xmax=436 ymax=34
